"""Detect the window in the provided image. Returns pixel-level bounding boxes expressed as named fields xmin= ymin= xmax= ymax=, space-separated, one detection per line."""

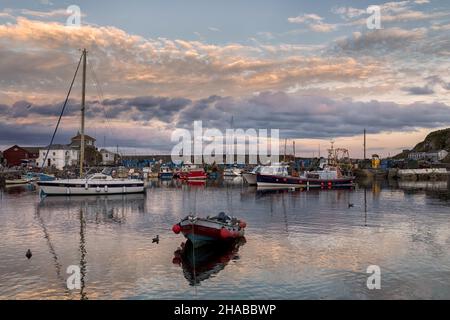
xmin=53 ymin=152 xmax=56 ymax=156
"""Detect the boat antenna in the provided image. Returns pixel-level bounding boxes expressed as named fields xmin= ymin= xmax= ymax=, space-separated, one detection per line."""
xmin=40 ymin=52 xmax=83 ymax=172
xmin=79 ymin=49 xmax=87 ymax=178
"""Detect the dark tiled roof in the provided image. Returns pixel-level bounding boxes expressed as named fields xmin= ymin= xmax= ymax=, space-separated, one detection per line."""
xmin=71 ymin=133 xmax=96 ymax=142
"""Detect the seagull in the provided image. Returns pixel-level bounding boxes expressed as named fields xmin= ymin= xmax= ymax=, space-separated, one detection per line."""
xmin=348 ymin=203 xmax=354 ymax=208
xmin=26 ymin=249 xmax=32 ymax=259
xmin=152 ymin=235 xmax=159 ymax=244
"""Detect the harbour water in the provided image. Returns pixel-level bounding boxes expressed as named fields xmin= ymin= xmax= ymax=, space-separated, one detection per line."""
xmin=1 ymin=178 xmax=450 ymax=299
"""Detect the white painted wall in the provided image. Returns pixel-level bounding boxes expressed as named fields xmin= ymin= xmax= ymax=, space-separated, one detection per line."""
xmin=36 ymin=149 xmax=79 ymax=170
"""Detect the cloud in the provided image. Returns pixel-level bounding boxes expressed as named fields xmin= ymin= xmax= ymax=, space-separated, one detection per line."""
xmin=208 ymin=27 xmax=220 ymax=32
xmin=333 ymin=27 xmax=427 ymax=54
xmin=3 ymin=92 xmax=450 ymax=149
xmin=426 ymin=75 xmax=450 ymax=90
xmin=0 ymin=17 xmax=381 ymax=101
xmin=288 ymin=13 xmax=337 ymax=33
xmin=19 ymin=9 xmax=74 ymax=18
xmin=334 ymin=1 xmax=448 ymax=26
xmin=402 ymin=86 xmax=434 ymax=95
xmin=402 ymin=75 xmax=450 ymax=95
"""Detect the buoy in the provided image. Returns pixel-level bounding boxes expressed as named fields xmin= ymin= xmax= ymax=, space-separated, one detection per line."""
xmin=26 ymin=249 xmax=32 ymax=259
xmin=172 ymin=224 xmax=181 ymax=234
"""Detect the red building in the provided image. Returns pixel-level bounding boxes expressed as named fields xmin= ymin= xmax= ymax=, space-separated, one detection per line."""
xmin=2 ymin=145 xmax=40 ymax=167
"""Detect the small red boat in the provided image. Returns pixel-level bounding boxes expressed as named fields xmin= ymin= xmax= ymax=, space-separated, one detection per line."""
xmin=179 ymin=168 xmax=207 ymax=180
xmin=172 ymin=212 xmax=247 ymax=248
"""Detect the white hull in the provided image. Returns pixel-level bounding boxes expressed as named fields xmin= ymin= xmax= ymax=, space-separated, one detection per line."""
xmin=39 ymin=184 xmax=144 ymax=195
xmin=242 ymin=173 xmax=257 ymax=185
xmin=257 ymin=182 xmax=301 ymax=189
xmin=5 ymin=179 xmax=29 ymax=185
xmin=38 ymin=174 xmax=145 ymax=195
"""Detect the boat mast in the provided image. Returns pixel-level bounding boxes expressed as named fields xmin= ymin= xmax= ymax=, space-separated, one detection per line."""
xmin=79 ymin=49 xmax=87 ymax=178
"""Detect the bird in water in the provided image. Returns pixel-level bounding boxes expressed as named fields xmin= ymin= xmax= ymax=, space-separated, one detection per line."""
xmin=348 ymin=203 xmax=354 ymax=208
xmin=152 ymin=235 xmax=159 ymax=244
xmin=25 ymin=249 xmax=32 ymax=259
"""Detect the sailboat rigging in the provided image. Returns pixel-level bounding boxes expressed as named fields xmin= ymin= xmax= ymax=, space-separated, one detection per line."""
xmin=37 ymin=49 xmax=145 ymax=196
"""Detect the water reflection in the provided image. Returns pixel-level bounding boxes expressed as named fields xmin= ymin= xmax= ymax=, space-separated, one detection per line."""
xmin=34 ymin=194 xmax=146 ymax=300
xmin=172 ymin=239 xmax=246 ymax=286
xmin=1 ymin=183 xmax=36 ymax=194
xmin=2 ymin=178 xmax=450 ymax=299
xmin=38 ymin=194 xmax=146 ymax=224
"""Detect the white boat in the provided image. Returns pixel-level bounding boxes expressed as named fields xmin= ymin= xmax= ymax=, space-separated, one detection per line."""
xmin=5 ymin=178 xmax=29 ymax=185
xmin=242 ymin=166 xmax=261 ymax=185
xmin=36 ymin=49 xmax=145 ymax=196
xmin=223 ymin=166 xmax=243 ymax=177
xmin=38 ymin=171 xmax=144 ymax=196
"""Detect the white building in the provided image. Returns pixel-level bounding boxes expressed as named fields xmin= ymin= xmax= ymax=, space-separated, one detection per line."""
xmin=100 ymin=149 xmax=117 ymax=165
xmin=408 ymin=150 xmax=449 ymax=162
xmin=36 ymin=144 xmax=79 ymax=170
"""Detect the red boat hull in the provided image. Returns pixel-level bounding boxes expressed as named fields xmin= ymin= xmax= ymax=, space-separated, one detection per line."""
xmin=179 ymin=169 xmax=207 ymax=180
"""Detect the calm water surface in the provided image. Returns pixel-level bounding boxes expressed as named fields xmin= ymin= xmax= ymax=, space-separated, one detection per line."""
xmin=1 ymin=178 xmax=450 ymax=299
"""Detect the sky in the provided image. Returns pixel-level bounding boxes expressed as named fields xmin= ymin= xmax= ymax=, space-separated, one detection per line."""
xmin=0 ymin=0 xmax=449 ymax=157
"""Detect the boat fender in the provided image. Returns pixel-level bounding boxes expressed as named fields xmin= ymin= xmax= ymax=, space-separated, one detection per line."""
xmin=172 ymin=224 xmax=181 ymax=234
xmin=104 ymin=185 xmax=108 ymax=193
xmin=85 ymin=183 xmax=88 ymax=190
xmin=96 ymin=186 xmax=100 ymax=193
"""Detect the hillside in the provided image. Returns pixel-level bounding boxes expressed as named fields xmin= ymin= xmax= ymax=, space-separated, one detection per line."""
xmin=394 ymin=128 xmax=450 ymax=161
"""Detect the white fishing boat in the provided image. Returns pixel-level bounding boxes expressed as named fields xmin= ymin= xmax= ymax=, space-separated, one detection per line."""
xmin=37 ymin=49 xmax=145 ymax=196
xmin=242 ymin=166 xmax=261 ymax=185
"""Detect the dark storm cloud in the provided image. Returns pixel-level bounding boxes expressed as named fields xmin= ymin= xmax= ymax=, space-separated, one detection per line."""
xmin=402 ymin=86 xmax=435 ymax=95
xmin=175 ymin=91 xmax=450 ymax=139
xmin=0 ymin=96 xmax=192 ymax=123
xmin=102 ymin=96 xmax=191 ymax=122
xmin=2 ymin=92 xmax=450 ymax=147
xmin=0 ymin=120 xmax=173 ymax=152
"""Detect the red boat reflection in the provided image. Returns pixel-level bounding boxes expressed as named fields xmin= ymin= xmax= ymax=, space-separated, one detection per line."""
xmin=172 ymin=238 xmax=246 ymax=285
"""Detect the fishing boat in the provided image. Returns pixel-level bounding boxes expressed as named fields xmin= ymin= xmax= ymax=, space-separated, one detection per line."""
xmin=172 ymin=212 xmax=247 ymax=248
xmin=242 ymin=166 xmax=260 ymax=185
xmin=179 ymin=166 xmax=207 ymax=180
xmin=37 ymin=49 xmax=145 ymax=196
xmin=257 ymin=165 xmax=354 ymax=189
xmin=158 ymin=165 xmax=174 ymax=180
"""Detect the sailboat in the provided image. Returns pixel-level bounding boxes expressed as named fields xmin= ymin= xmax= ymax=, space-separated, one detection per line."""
xmin=37 ymin=49 xmax=145 ymax=196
